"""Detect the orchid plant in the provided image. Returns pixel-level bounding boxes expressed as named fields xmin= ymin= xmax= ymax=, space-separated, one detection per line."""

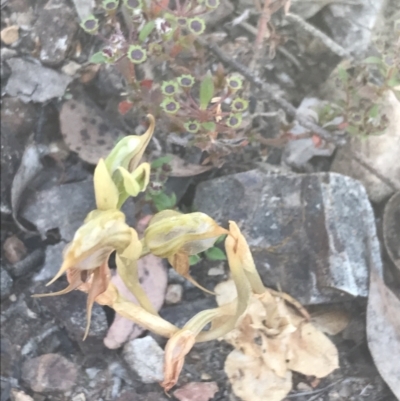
xmin=34 ymin=115 xmax=310 ymax=391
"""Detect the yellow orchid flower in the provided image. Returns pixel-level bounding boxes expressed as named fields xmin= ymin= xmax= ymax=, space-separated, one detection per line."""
xmin=144 ymin=210 xmax=228 ymax=292
xmin=93 ymin=115 xmax=155 ymax=210
xmin=105 ymin=114 xmax=155 ymax=174
xmin=33 ymin=209 xmax=138 ymax=339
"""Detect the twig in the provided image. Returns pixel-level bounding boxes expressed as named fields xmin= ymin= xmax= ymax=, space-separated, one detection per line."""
xmin=285 ymin=13 xmax=350 ymax=59
xmin=286 ymin=379 xmax=343 ymax=398
xmin=197 ymin=37 xmax=346 ymax=145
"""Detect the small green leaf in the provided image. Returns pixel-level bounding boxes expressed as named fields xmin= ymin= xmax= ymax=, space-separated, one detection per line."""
xmin=215 ymin=234 xmax=227 ymax=244
xmin=90 ymin=51 xmax=108 ymax=64
xmin=151 ymin=155 xmax=173 ymax=169
xmin=139 ymin=20 xmax=155 ymax=42
xmin=189 ymin=254 xmax=201 ymax=265
xmin=387 ymin=75 xmax=400 ymax=87
xmin=205 ymin=247 xmax=226 ymax=261
xmin=337 ymin=66 xmax=349 ymax=83
xmin=368 ymin=104 xmax=379 ymax=119
xmin=347 ymin=125 xmax=360 ymax=136
xmin=199 ymin=72 xmax=214 ymax=110
xmin=201 ymin=121 xmax=216 ymax=131
xmin=153 ymin=192 xmax=176 ymax=211
xmin=363 ymin=56 xmax=384 ymax=65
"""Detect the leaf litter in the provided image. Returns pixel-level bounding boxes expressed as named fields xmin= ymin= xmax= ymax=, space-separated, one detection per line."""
xmin=215 ymin=279 xmax=339 ymax=401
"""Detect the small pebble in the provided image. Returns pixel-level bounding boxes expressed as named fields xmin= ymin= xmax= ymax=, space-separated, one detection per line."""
xmin=1 ymin=25 xmax=19 ymax=45
xmin=3 ymin=235 xmax=27 ymax=264
xmin=22 ymin=353 xmax=78 ymax=393
xmin=62 ymin=61 xmax=82 ymax=76
xmin=10 ymin=389 xmax=34 ymax=401
xmin=72 ymin=393 xmax=86 ymax=401
xmin=173 ymin=382 xmax=219 ymax=401
xmin=297 ymin=382 xmax=312 ymax=392
xmin=201 ymin=373 xmax=212 ymax=380
xmin=0 ymin=267 xmax=13 ymax=300
xmin=208 ymin=265 xmax=225 ymax=276
xmin=165 ymin=284 xmax=183 ymax=304
xmin=123 ymin=336 xmax=164 ymax=383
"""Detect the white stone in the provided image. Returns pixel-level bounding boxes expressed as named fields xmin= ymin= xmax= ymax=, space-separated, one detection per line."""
xmin=123 ymin=336 xmax=164 ymax=383
xmin=10 ymin=389 xmax=34 ymax=401
xmin=165 ymin=284 xmax=183 ymax=304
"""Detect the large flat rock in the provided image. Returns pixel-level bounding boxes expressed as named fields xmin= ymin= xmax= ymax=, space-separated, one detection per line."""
xmin=194 ymin=170 xmax=382 ymax=304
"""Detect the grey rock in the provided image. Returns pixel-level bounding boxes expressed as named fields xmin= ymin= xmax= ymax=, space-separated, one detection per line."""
xmin=203 ymin=0 xmax=234 ymax=27
xmin=0 ymin=268 xmax=13 ymax=300
xmin=33 ymin=242 xmax=65 ymax=282
xmin=34 ymin=0 xmax=78 ymax=66
xmin=331 ymin=91 xmax=400 ymax=203
xmin=290 ymin=0 xmax=335 ymax=20
xmin=383 ymin=192 xmax=400 ymax=273
xmin=8 ymin=248 xmax=45 ymax=278
xmin=38 ymin=280 xmax=109 ymax=355
xmin=22 ymin=353 xmax=78 ymax=393
xmin=70 ymin=0 xmax=93 ymax=20
xmin=123 ymin=336 xmax=164 ymax=383
xmin=10 ymin=389 xmax=34 ymax=401
xmin=322 ymin=0 xmax=385 ymax=56
xmin=21 ymin=179 xmax=135 ymax=242
xmin=194 ymin=170 xmax=380 ymax=304
xmin=20 ymin=180 xmax=95 ymax=241
xmin=160 ymin=298 xmax=216 ymax=328
xmin=0 ymin=119 xmax=32 ymax=213
xmin=5 ymin=58 xmax=72 ymax=103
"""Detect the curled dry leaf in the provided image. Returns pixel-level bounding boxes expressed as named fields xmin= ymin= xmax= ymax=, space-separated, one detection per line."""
xmin=168 ymin=154 xmax=213 ymax=177
xmin=103 ymin=253 xmax=168 ymax=349
xmin=216 ymin=280 xmax=339 ymax=401
xmin=225 ymin=350 xmax=292 ymax=401
xmin=310 ymin=306 xmax=350 ymax=336
xmin=59 ymin=97 xmax=125 ymax=165
xmin=367 ymin=268 xmax=400 ymax=399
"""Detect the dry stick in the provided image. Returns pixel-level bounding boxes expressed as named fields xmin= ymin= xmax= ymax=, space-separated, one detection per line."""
xmin=198 ymin=39 xmax=400 ymax=192
xmin=285 ymin=13 xmax=350 ymax=59
xmin=249 ymin=0 xmax=271 ymax=72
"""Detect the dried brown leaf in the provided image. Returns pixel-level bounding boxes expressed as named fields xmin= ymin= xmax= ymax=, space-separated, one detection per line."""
xmin=217 ymin=280 xmax=339 ymax=401
xmin=60 ymin=98 xmax=124 ymax=164
xmin=168 ymin=154 xmax=213 ymax=177
xmin=225 ymin=350 xmax=292 ymax=401
xmin=367 ymin=269 xmax=400 ymax=399
xmin=286 ymin=322 xmax=339 ymax=377
xmin=310 ymin=307 xmax=350 ymax=335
